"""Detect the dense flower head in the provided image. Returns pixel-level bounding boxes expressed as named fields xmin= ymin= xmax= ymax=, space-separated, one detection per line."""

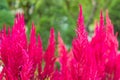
xmin=0 ymin=5 xmax=120 ymax=80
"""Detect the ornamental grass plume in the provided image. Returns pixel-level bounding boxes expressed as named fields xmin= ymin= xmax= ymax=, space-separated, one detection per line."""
xmin=0 ymin=5 xmax=120 ymax=80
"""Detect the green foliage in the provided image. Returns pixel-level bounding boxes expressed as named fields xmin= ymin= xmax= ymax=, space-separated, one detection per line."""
xmin=109 ymin=0 xmax=120 ymax=41
xmin=0 ymin=0 xmax=14 ymax=28
xmin=0 ymin=10 xmax=14 ymax=27
xmin=0 ymin=0 xmax=9 ymax=10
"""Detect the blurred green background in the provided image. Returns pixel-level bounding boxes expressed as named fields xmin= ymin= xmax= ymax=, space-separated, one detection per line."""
xmin=0 ymin=0 xmax=120 ymax=48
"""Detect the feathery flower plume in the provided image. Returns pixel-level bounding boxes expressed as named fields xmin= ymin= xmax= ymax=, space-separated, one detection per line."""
xmin=72 ymin=5 xmax=97 ymax=80
xmin=43 ymin=28 xmax=56 ymax=79
xmin=58 ymin=32 xmax=70 ymax=80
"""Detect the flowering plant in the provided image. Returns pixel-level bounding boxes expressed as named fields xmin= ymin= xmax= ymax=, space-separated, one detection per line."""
xmin=0 ymin=5 xmax=120 ymax=80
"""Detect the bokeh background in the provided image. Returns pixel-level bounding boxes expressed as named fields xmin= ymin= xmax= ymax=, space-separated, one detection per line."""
xmin=0 ymin=0 xmax=120 ymax=48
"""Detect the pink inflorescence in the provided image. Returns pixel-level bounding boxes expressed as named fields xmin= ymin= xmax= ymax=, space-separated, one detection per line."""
xmin=0 ymin=5 xmax=120 ymax=80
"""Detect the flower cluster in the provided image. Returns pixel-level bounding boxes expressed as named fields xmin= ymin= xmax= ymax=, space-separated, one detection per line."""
xmin=0 ymin=5 xmax=120 ymax=80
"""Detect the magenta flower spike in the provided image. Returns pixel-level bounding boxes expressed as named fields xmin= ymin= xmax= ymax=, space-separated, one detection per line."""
xmin=12 ymin=13 xmax=27 ymax=49
xmin=106 ymin=10 xmax=114 ymax=35
xmin=37 ymin=34 xmax=43 ymax=79
xmin=72 ymin=5 xmax=98 ymax=80
xmin=90 ymin=11 xmax=107 ymax=79
xmin=29 ymin=22 xmax=37 ymax=63
xmin=43 ymin=28 xmax=56 ymax=79
xmin=1 ymin=14 xmax=28 ymax=80
xmin=72 ymin=5 xmax=88 ymax=63
xmin=104 ymin=11 xmax=119 ymax=80
xmin=58 ymin=32 xmax=70 ymax=80
xmin=28 ymin=22 xmax=43 ymax=79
